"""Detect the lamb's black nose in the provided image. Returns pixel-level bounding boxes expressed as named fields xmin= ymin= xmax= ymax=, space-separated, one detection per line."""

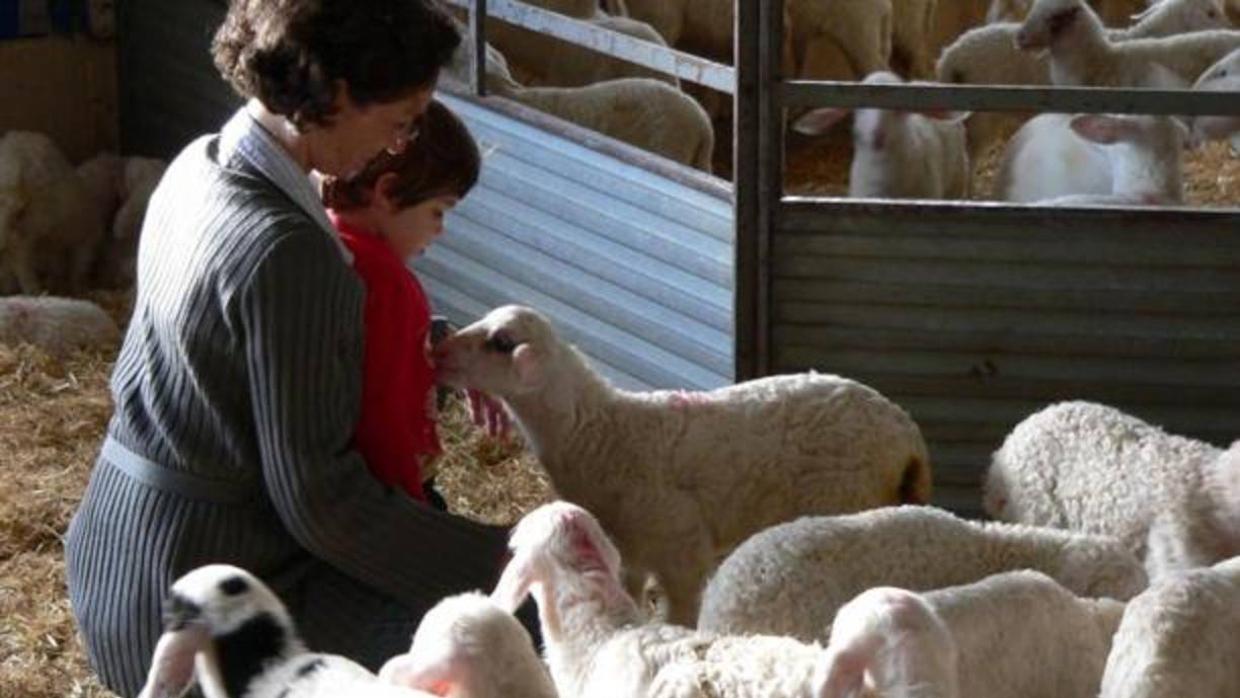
xmin=163 ymin=592 xmax=203 ymax=630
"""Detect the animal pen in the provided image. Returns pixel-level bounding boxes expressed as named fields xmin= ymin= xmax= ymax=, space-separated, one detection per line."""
xmin=116 ymin=0 xmax=1240 ymax=515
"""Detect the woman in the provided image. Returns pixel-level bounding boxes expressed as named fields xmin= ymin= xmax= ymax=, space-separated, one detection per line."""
xmin=64 ymin=2 xmax=511 ymax=695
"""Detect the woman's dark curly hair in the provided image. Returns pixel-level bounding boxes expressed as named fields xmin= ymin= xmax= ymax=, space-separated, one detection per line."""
xmin=322 ymin=99 xmax=481 ymax=211
xmin=212 ymin=0 xmax=460 ymax=129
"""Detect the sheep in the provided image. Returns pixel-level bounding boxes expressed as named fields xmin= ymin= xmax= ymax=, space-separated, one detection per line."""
xmin=77 ymin=152 xmax=167 ymax=289
xmin=989 ymin=0 xmax=1182 ymax=23
xmin=696 ymin=505 xmax=1146 ymax=642
xmin=1142 ymin=441 xmax=1240 ymax=581
xmin=444 ymin=39 xmax=716 ymax=172
xmin=490 ymin=500 xmax=851 ymax=698
xmin=992 ymin=112 xmax=1186 ymax=204
xmin=0 ymin=131 xmax=106 ymax=294
xmin=821 ymin=571 xmax=1125 ymax=698
xmin=984 ymin=400 xmax=1236 ymax=567
xmin=1098 ymin=556 xmax=1240 ymax=698
xmin=792 ymin=71 xmax=972 ymax=200
xmin=891 ymin=0 xmax=939 ymax=77
xmin=938 ymin=0 xmax=1230 ymax=155
xmin=817 ymin=587 xmax=961 ymax=698
xmin=378 ymin=592 xmax=558 ymax=698
xmin=486 ymin=10 xmax=679 ymax=89
xmin=1015 ymin=0 xmax=1240 ymax=88
xmin=434 ymin=304 xmax=932 ymax=626
xmin=136 ymin=564 xmax=432 ymax=698
xmin=1188 ymin=48 xmax=1240 ymax=143
xmin=0 ymin=296 xmax=120 ymax=356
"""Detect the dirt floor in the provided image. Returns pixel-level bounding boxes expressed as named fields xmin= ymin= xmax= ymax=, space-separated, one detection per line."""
xmin=0 ymin=289 xmax=553 ymax=697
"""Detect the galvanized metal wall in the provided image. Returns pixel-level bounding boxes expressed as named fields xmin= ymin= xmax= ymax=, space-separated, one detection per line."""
xmin=421 ymin=93 xmax=735 ymax=390
xmin=771 ymin=202 xmax=1240 ymax=515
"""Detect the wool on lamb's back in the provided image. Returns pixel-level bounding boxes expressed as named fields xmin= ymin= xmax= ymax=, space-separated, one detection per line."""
xmin=697 ymin=504 xmax=1147 ymax=642
xmin=984 ymin=400 xmax=1220 ymax=556
xmin=435 ymin=304 xmax=931 ymax=626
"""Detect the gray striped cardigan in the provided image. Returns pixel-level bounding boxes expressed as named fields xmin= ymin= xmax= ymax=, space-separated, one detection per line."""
xmin=64 ymin=109 xmax=509 ymax=697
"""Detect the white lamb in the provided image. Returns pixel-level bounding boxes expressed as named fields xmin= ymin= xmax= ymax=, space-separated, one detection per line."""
xmin=1016 ymin=0 xmax=1240 ymax=88
xmin=697 ymin=505 xmax=1146 ymax=642
xmin=993 ymin=112 xmax=1186 ymax=204
xmin=985 ymin=400 xmax=1240 ymax=577
xmin=378 ymin=592 xmax=557 ymax=698
xmin=491 ymin=500 xmax=950 ymax=698
xmin=77 ymin=152 xmax=167 ymax=288
xmin=444 ymin=40 xmax=715 ymax=171
xmin=987 ymin=0 xmax=1205 ymax=23
xmin=434 ymin=304 xmax=932 ymax=626
xmin=1098 ymin=556 xmax=1240 ymax=697
xmin=821 ymin=570 xmax=1125 ymax=698
xmin=0 ymin=131 xmax=106 ymax=294
xmin=792 ymin=71 xmax=972 ymax=200
xmin=137 ymin=564 xmax=434 ymax=698
xmin=0 ymin=296 xmax=120 ymax=356
xmin=1188 ymin=49 xmax=1240 ymax=142
xmin=938 ymin=0 xmax=1230 ymax=155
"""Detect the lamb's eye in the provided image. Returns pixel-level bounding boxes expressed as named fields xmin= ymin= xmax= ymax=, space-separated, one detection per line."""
xmin=487 ymin=332 xmax=517 ymax=354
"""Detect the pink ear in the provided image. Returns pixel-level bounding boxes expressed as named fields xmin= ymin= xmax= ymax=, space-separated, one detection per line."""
xmin=491 ymin=550 xmax=535 ymax=613
xmin=379 ymin=653 xmax=455 ymax=696
xmin=511 ymin=344 xmax=543 ymax=390
xmin=793 ymin=107 xmax=852 ymax=136
xmin=813 ymin=645 xmax=870 ymax=698
xmin=137 ymin=627 xmax=208 ymax=698
xmin=1069 ymin=114 xmax=1131 ymax=144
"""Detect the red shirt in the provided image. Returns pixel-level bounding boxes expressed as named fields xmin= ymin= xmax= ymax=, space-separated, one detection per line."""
xmin=334 ymin=215 xmax=440 ymax=501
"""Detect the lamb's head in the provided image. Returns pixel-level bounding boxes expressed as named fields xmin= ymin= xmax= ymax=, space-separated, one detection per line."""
xmin=981 ymin=455 xmax=1019 ymax=521
xmin=434 ymin=305 xmax=564 ymax=397
xmin=1068 ymin=114 xmax=1187 ymax=203
xmin=793 ymin=71 xmax=969 ymax=150
xmin=1016 ymin=0 xmax=1092 ymax=51
xmin=816 ymin=587 xmax=959 ymax=698
xmin=1053 ymin=535 xmax=1149 ymax=600
xmin=379 ymin=592 xmax=554 ymax=698
xmin=490 ymin=501 xmax=636 ymax=638
xmin=137 ymin=564 xmax=300 ymax=698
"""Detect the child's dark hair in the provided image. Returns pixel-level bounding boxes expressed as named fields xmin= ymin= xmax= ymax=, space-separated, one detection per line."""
xmin=323 ymin=99 xmax=481 ymax=211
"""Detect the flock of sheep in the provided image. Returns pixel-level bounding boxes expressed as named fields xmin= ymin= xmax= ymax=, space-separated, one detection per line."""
xmin=135 ymin=303 xmax=1240 ymax=698
xmin=458 ymin=0 xmax=1240 ymax=209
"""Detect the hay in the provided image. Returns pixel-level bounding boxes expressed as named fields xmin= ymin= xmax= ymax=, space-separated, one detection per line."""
xmin=0 ymin=290 xmax=550 ymax=697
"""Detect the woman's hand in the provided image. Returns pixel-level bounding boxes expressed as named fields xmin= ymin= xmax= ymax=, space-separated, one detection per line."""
xmin=467 ymin=388 xmax=511 ymax=440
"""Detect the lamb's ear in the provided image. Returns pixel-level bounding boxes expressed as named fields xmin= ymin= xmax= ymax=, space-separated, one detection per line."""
xmin=491 ymin=549 xmax=535 ymax=612
xmin=1069 ymin=114 xmax=1133 ymax=144
xmin=812 ymin=645 xmax=870 ymax=698
xmin=511 ymin=343 xmax=544 ymax=391
xmin=137 ymin=627 xmax=208 ymax=698
xmin=793 ymin=107 xmax=852 ymax=136
xmin=378 ymin=652 xmax=457 ymax=696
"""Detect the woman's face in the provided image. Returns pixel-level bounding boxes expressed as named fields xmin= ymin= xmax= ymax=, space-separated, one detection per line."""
xmin=315 ymin=85 xmax=433 ymax=178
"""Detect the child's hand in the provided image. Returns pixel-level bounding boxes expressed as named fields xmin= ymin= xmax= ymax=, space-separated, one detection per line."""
xmin=467 ymin=388 xmax=511 ymax=441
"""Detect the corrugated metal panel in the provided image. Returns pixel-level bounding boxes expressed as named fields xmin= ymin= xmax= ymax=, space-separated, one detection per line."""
xmin=117 ymin=0 xmax=238 ymax=158
xmin=420 ymin=93 xmax=735 ymax=390
xmin=771 ymin=202 xmax=1240 ymax=516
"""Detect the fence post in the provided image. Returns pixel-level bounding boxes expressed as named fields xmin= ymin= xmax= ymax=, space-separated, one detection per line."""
xmin=469 ymin=0 xmax=487 ymax=97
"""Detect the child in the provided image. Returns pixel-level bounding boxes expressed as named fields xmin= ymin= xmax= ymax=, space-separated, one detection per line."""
xmin=322 ymin=99 xmax=480 ymax=508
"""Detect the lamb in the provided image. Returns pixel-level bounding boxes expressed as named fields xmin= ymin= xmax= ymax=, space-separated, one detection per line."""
xmin=137 ymin=564 xmax=433 ymax=698
xmin=984 ymin=401 xmax=1238 ymax=570
xmin=938 ymin=0 xmax=1230 ymax=156
xmin=987 ymin=0 xmax=1199 ymax=24
xmin=697 ymin=505 xmax=1146 ymax=642
xmin=1098 ymin=556 xmax=1240 ymax=697
xmin=0 ymin=296 xmax=120 ymax=356
xmin=792 ymin=71 xmax=972 ymax=200
xmin=487 ymin=10 xmax=679 ymax=89
xmin=1188 ymin=49 xmax=1240 ymax=141
xmin=1015 ymin=0 xmax=1240 ymax=88
xmin=445 ymin=40 xmax=715 ymax=171
xmin=1143 ymin=442 xmax=1240 ymax=581
xmin=378 ymin=592 xmax=557 ymax=698
xmin=434 ymin=304 xmax=932 ymax=626
xmin=817 ymin=587 xmax=961 ymax=698
xmin=992 ymin=112 xmax=1186 ymax=204
xmin=77 ymin=152 xmax=167 ymax=288
xmin=0 ymin=131 xmax=107 ymax=294
xmin=490 ymin=500 xmax=861 ymax=698
xmin=821 ymin=570 xmax=1125 ymax=698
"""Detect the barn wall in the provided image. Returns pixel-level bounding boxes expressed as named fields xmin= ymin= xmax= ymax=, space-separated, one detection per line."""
xmin=772 ymin=202 xmax=1240 ymax=515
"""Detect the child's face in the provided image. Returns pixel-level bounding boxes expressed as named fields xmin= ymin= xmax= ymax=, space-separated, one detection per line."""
xmin=382 ymin=194 xmax=459 ymax=259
